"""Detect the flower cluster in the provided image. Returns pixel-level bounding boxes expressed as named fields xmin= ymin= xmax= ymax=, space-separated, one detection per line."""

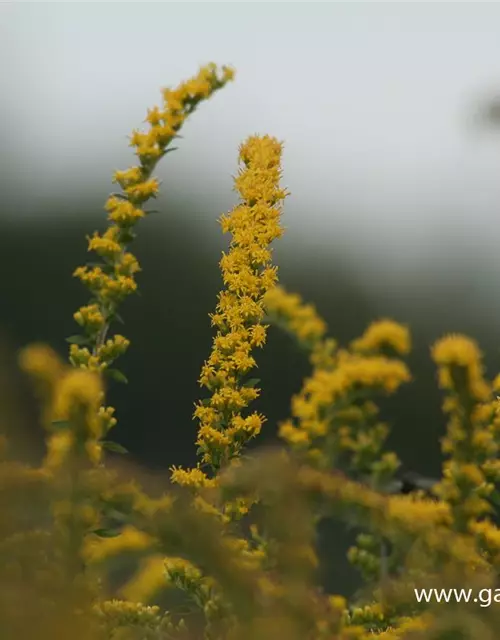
xmin=191 ymin=135 xmax=287 ymax=474
xmin=280 ymin=344 xmax=410 ymax=480
xmin=19 ymin=343 xmax=105 ymax=456
xmin=350 ymin=319 xmax=411 ymax=357
xmin=263 ymin=284 xmax=339 ymax=373
xmin=264 ymin=285 xmax=328 ymax=348
xmin=430 ymin=334 xmax=500 ymax=571
xmin=65 ymin=65 xmax=235 ymax=471
xmin=431 ymin=334 xmax=490 ymax=402
xmin=71 ymin=63 xmax=235 ymax=383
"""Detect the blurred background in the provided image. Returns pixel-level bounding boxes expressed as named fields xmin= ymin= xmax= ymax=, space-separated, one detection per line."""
xmin=2 ymin=1 xmax=500 ymax=595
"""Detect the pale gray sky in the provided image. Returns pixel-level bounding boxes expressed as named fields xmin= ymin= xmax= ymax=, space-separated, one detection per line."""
xmin=3 ymin=2 xmax=500 ymax=318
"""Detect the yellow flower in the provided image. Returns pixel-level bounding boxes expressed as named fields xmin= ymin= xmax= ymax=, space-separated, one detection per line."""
xmin=18 ymin=343 xmax=64 ymax=389
xmin=432 ymin=333 xmax=483 ymax=368
xmin=124 ymin=178 xmax=160 ymax=203
xmin=98 ymin=405 xmax=117 ymax=433
xmin=105 ymin=197 xmax=145 ymax=226
xmin=264 ymin=285 xmax=328 ymax=348
xmin=197 ymin=425 xmax=231 ymax=450
xmin=112 ymin=166 xmax=143 ymax=187
xmin=144 ymin=106 xmax=164 ymax=126
xmin=87 ymin=231 xmax=122 ymax=259
xmin=164 ymin=557 xmax=203 ymax=582
xmin=116 ymin=252 xmax=141 ymax=276
xmin=101 ymin=274 xmax=137 ymax=301
xmin=279 ymin=420 xmax=310 ymax=447
xmin=471 ymin=519 xmax=500 ymax=558
xmin=350 ymin=319 xmax=411 ymax=356
xmin=170 ymin=466 xmax=217 ymax=489
xmin=377 ymin=615 xmax=431 ymax=640
xmin=53 ymin=369 xmax=103 ymax=437
xmin=161 ymin=90 xmax=184 ymax=113
xmin=328 ymin=595 xmax=347 ymax=613
xmin=457 ymin=463 xmax=485 ymax=486
xmin=94 ymin=600 xmax=162 ymax=627
xmin=96 ymin=334 xmax=130 ymax=363
xmin=222 ymin=65 xmax=236 ymax=82
xmin=385 ymin=494 xmax=452 ymax=530
xmin=230 ymin=412 xmax=265 ymax=438
xmin=73 ymin=265 xmax=106 ymax=290
xmin=431 ymin=334 xmax=490 ymax=401
xmin=73 ymin=303 xmax=106 ymax=336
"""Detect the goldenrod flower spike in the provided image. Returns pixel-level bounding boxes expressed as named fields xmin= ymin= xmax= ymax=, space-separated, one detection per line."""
xmin=193 ymin=135 xmax=287 ymax=473
xmin=70 ymin=64 xmax=235 ymax=381
xmin=280 ymin=352 xmax=410 ymax=470
xmin=431 ymin=334 xmax=499 ymax=533
xmin=431 ymin=333 xmax=490 ymax=402
xmin=66 ymin=65 xmax=234 ymax=460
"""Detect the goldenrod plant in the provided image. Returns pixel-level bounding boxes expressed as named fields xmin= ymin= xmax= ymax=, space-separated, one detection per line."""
xmin=3 ymin=64 xmax=500 ymax=639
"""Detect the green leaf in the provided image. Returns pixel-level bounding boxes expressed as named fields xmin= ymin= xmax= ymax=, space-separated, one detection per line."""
xmin=106 ymin=369 xmax=128 ymax=384
xmin=199 ymin=398 xmax=212 ymax=406
xmin=65 ymin=335 xmax=90 ymax=346
xmin=243 ymin=378 xmax=261 ymax=388
xmin=91 ymin=527 xmax=122 ymax=538
xmin=113 ymin=312 xmax=125 ymax=325
xmin=102 ymin=440 xmax=128 ymax=454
